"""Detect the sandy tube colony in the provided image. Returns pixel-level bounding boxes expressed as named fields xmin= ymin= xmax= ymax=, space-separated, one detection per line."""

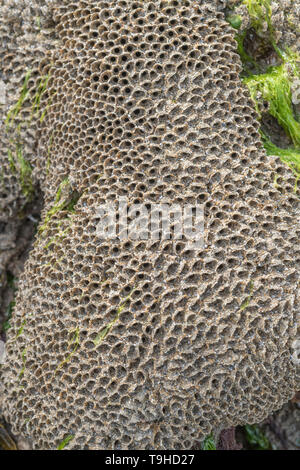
xmin=0 ymin=0 xmax=299 ymax=450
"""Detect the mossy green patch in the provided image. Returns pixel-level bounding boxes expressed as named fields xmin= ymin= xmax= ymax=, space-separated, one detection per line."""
xmin=244 ymin=64 xmax=300 ymax=147
xmin=240 ymin=281 xmax=254 ymax=312
xmin=6 ymin=69 xmax=52 ymax=129
xmin=5 ymin=70 xmax=31 ymax=130
xmin=39 ymin=179 xmax=81 ymax=236
xmin=261 ymin=132 xmax=300 ymax=183
xmin=44 ymin=224 xmax=72 ymax=250
xmin=57 ymin=434 xmax=75 ymax=450
xmin=8 ymin=149 xmax=16 ymax=173
xmin=201 ymin=434 xmax=216 ymax=450
xmin=30 ymin=74 xmax=50 ymax=121
xmin=15 ymin=320 xmax=27 ymax=340
xmin=7 ymin=143 xmax=34 ymax=201
xmin=226 ymin=1 xmax=300 ymax=184
xmin=5 ymin=69 xmax=53 ymax=204
xmin=18 ymin=348 xmax=27 ymax=380
xmin=3 ymin=301 xmax=15 ymax=332
xmin=93 ymin=290 xmax=135 ymax=346
xmin=243 ymin=49 xmax=300 ymax=181
xmin=40 ymin=90 xmax=57 ymax=124
xmin=228 ymin=0 xmax=275 ymax=73
xmin=227 ymin=14 xmax=242 ymax=30
xmin=35 ymin=16 xmax=41 ymax=30
xmin=15 ymin=144 xmax=34 ymax=201
xmin=55 ymin=328 xmax=80 ymax=375
xmin=244 ymin=424 xmax=272 ymax=450
xmin=242 ymin=0 xmax=273 ymax=37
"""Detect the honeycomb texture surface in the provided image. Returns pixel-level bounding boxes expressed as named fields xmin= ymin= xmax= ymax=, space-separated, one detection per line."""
xmin=0 ymin=0 xmax=57 ymax=336
xmin=1 ymin=0 xmax=300 ymax=450
xmin=0 ymin=0 xmax=57 ymax=220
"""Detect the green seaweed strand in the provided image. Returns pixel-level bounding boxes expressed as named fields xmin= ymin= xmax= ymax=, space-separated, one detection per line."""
xmin=244 ymin=64 xmax=300 ymax=147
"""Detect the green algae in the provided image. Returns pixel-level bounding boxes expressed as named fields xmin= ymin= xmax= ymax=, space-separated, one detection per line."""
xmin=244 ymin=424 xmax=272 ymax=450
xmin=201 ymin=434 xmax=217 ymax=450
xmin=261 ymin=132 xmax=300 ymax=187
xmin=3 ymin=301 xmax=15 ymax=332
xmin=15 ymin=145 xmax=34 ymax=201
xmin=7 ymin=144 xmax=34 ymax=201
xmin=93 ymin=290 xmax=135 ymax=346
xmin=242 ymin=0 xmax=273 ymax=37
xmin=55 ymin=328 xmax=80 ymax=375
xmin=5 ymin=70 xmax=53 ymax=205
xmin=243 ymin=52 xmax=300 ymax=181
xmin=30 ymin=74 xmax=50 ymax=121
xmin=235 ymin=31 xmax=259 ymax=74
xmin=244 ymin=63 xmax=300 ymax=147
xmin=15 ymin=320 xmax=27 ymax=340
xmin=38 ymin=179 xmax=81 ymax=236
xmin=5 ymin=70 xmax=31 ymax=130
xmin=18 ymin=348 xmax=27 ymax=380
xmin=227 ymin=14 xmax=243 ymax=30
xmin=57 ymin=434 xmax=75 ymax=450
xmin=226 ymin=1 xmax=300 ymax=182
xmin=239 ymin=281 xmax=254 ymax=312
